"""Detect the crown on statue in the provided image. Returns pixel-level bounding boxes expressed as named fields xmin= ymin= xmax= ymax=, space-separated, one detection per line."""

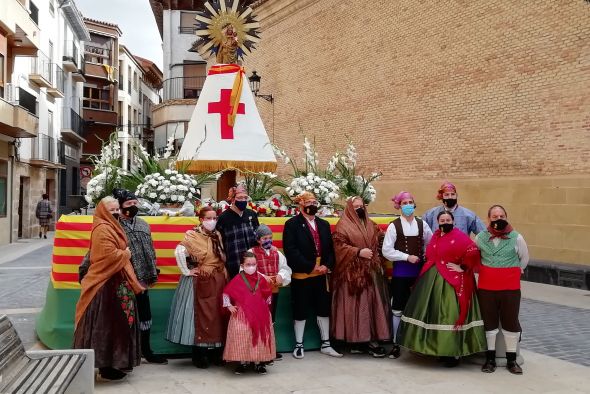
xmin=193 ymin=0 xmax=261 ymax=61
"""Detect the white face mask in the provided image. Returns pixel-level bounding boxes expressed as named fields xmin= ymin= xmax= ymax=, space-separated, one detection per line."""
xmin=243 ymin=266 xmax=257 ymax=275
xmin=202 ymin=220 xmax=217 ymax=231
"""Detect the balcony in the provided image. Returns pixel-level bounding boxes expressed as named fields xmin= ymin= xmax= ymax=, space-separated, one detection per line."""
xmin=162 ymin=76 xmax=206 ymax=101
xmin=46 ymin=64 xmax=65 ymax=98
xmin=31 ymin=134 xmax=63 ymax=168
xmin=62 ymin=40 xmax=80 ymax=72
xmin=0 ymin=84 xmax=38 ymax=138
xmin=61 ymin=107 xmax=86 ymax=143
xmin=0 ymin=0 xmax=41 ymax=50
xmin=72 ymin=59 xmax=85 ymax=83
xmin=83 ymin=108 xmax=117 ymax=125
xmin=84 ymin=62 xmax=116 ymax=83
xmin=29 ymin=52 xmax=53 ymax=88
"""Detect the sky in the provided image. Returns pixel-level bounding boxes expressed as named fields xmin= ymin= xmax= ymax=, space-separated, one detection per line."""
xmin=76 ymin=0 xmax=163 ymax=69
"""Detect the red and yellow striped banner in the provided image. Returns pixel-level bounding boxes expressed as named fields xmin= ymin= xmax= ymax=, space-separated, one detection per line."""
xmin=52 ymin=215 xmax=395 ymax=290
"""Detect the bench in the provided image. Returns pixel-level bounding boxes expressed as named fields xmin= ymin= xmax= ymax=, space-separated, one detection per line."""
xmin=0 ymin=315 xmax=94 ymax=394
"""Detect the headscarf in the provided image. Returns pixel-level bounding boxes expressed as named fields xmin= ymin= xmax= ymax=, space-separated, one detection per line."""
xmin=180 ymin=226 xmax=226 ymax=275
xmin=391 ymin=191 xmax=414 ymax=210
xmin=332 ymin=197 xmax=382 ymax=295
xmin=255 ymin=224 xmax=273 ymax=239
xmin=293 ymin=191 xmax=316 ymax=205
xmin=75 ymin=201 xmax=143 ymax=327
xmin=226 ymin=184 xmax=248 ymax=203
xmin=113 ymin=188 xmax=138 ymax=206
xmin=436 ymin=181 xmax=457 ymax=200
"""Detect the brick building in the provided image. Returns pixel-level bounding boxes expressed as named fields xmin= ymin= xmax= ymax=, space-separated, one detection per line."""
xmin=245 ymin=0 xmax=590 ymax=268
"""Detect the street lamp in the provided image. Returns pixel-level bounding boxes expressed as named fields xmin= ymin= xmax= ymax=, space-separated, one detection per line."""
xmin=249 ymin=71 xmax=274 ymax=103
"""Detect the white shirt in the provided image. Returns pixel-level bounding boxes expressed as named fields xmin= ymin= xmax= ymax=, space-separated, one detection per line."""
xmin=305 ymin=216 xmax=317 ymax=231
xmin=246 ymin=247 xmax=292 ymax=286
xmin=382 ymin=216 xmax=433 ymax=262
xmin=174 ymin=244 xmax=191 ymax=276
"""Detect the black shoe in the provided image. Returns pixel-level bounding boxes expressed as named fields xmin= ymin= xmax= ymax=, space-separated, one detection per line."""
xmin=144 ymin=353 xmax=168 ymax=365
xmin=506 ymin=352 xmax=523 ymax=374
xmin=99 ymin=367 xmax=127 ymax=380
xmin=442 ymin=356 xmax=460 ymax=368
xmin=209 ymin=347 xmax=225 ymax=366
xmin=388 ymin=344 xmax=401 ymax=359
xmin=481 ymin=350 xmax=496 ymax=373
xmin=141 ymin=329 xmax=168 ymax=364
xmin=368 ymin=345 xmax=386 ymax=358
xmin=43 ymin=235 xmax=47 ymax=239
xmin=234 ymin=363 xmax=248 ymax=375
xmin=39 ymin=232 xmax=42 ymax=238
xmin=274 ymin=353 xmax=283 ymax=361
xmin=255 ymin=364 xmax=267 ymax=375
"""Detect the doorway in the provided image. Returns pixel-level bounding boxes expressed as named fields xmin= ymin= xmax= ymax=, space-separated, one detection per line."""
xmin=216 ymin=170 xmax=236 ymax=202
xmin=18 ymin=176 xmax=29 ymax=238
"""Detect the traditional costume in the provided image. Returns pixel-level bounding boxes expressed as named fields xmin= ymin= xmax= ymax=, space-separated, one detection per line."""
xmin=73 ymin=201 xmax=144 ymax=378
xmin=222 ymin=271 xmax=276 ymax=365
xmin=166 ymin=226 xmax=227 ymax=365
xmin=398 ymin=227 xmax=486 ymax=358
xmin=476 ymin=220 xmax=529 ymax=374
xmin=283 ymin=192 xmax=341 ymax=358
xmin=422 ymin=182 xmax=486 ymax=236
xmin=382 ymin=191 xmax=433 ymax=356
xmin=115 ymin=189 xmax=164 ymax=364
xmin=331 ymin=198 xmax=391 ymax=349
xmin=216 ymin=184 xmax=259 ymax=278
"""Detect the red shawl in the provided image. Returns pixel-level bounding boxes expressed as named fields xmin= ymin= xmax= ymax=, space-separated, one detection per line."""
xmin=223 ymin=271 xmax=273 ymax=347
xmin=420 ymin=228 xmax=480 ymax=328
xmin=332 ymin=198 xmax=382 ymax=296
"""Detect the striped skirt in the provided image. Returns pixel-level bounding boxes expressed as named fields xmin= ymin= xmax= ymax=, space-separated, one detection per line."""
xmin=165 ymin=275 xmax=196 ymax=346
xmin=223 ymin=309 xmax=275 ymax=363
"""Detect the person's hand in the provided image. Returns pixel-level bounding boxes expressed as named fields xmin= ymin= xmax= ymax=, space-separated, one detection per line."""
xmin=446 ymin=262 xmax=464 ymax=273
xmin=359 ymin=248 xmax=373 ymax=259
xmin=407 ymin=255 xmax=420 ymax=264
xmin=189 ymin=268 xmax=200 ymax=277
xmin=227 ymin=305 xmax=238 ymax=314
xmin=275 ymin=274 xmax=283 ymax=285
xmin=317 ymin=265 xmax=329 ymax=274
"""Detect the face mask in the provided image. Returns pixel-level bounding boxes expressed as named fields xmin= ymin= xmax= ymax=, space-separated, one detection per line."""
xmin=261 ymin=239 xmax=273 ymax=250
xmin=235 ymin=200 xmax=248 ymax=211
xmin=443 ymin=198 xmax=457 ymax=209
xmin=303 ymin=205 xmax=318 ymax=216
xmin=112 ymin=212 xmax=120 ymax=220
xmin=401 ymin=204 xmax=415 ymax=216
xmin=122 ymin=205 xmax=139 ymax=218
xmin=243 ymin=266 xmax=257 ymax=275
xmin=439 ymin=223 xmax=453 ymax=233
xmin=491 ymin=219 xmax=509 ymax=231
xmin=202 ymin=220 xmax=217 ymax=231
xmin=355 ymin=207 xmax=366 ymax=219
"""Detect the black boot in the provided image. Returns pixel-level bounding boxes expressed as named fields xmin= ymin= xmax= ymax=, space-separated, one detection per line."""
xmin=192 ymin=347 xmax=210 ymax=369
xmin=506 ymin=352 xmax=523 ymax=375
xmin=99 ymin=367 xmax=127 ymax=380
xmin=140 ymin=329 xmax=168 ymax=364
xmin=210 ymin=347 xmax=225 ymax=366
xmin=481 ymin=350 xmax=496 ymax=373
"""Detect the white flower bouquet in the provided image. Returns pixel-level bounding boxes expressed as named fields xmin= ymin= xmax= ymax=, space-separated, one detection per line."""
xmin=135 ymin=169 xmax=200 ymax=205
xmin=285 ymin=172 xmax=340 ymax=205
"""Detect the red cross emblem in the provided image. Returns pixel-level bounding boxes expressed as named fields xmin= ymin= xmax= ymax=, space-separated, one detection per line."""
xmin=208 ymin=89 xmax=245 ymax=139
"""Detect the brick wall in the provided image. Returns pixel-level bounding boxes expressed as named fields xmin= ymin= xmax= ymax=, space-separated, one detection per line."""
xmin=243 ymin=0 xmax=590 ymax=266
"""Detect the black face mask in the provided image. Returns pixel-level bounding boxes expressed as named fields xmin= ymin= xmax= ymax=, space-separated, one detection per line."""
xmin=112 ymin=213 xmax=120 ymax=220
xmin=439 ymin=223 xmax=453 ymax=233
xmin=234 ymin=200 xmax=248 ymax=211
xmin=303 ymin=205 xmax=318 ymax=216
xmin=491 ymin=219 xmax=509 ymax=231
xmin=122 ymin=205 xmax=139 ymax=218
xmin=443 ymin=198 xmax=457 ymax=209
xmin=355 ymin=207 xmax=366 ymax=219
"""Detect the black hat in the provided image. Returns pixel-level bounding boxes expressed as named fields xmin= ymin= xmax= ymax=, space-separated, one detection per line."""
xmin=113 ymin=188 xmax=138 ymax=206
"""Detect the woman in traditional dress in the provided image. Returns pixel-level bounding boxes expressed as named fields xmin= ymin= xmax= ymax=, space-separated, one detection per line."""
xmin=331 ymin=197 xmax=391 ymax=357
xmin=398 ymin=211 xmax=486 ymax=367
xmin=166 ymin=206 xmax=227 ymax=368
xmin=223 ymin=252 xmax=276 ymax=375
xmin=73 ymin=196 xmax=144 ymax=381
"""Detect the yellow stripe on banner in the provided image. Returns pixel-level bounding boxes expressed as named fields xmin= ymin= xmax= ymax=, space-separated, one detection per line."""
xmin=52 ymin=264 xmax=80 ymax=274
xmin=55 ymin=230 xmax=91 ymax=240
xmin=155 ymin=249 xmax=176 ymax=258
xmin=151 ymin=233 xmax=186 ymax=241
xmin=141 ymin=216 xmax=199 ymax=225
xmin=51 ymin=280 xmax=180 ymax=290
xmin=159 ymin=266 xmax=181 ymax=275
xmin=58 ymin=215 xmax=93 ymax=223
xmin=52 ymin=246 xmax=88 ymax=257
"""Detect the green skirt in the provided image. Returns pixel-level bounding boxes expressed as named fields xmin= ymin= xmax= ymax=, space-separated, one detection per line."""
xmin=398 ymin=266 xmax=486 ymax=357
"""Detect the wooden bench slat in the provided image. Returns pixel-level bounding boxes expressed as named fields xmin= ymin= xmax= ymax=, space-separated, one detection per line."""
xmin=3 ymin=359 xmax=40 ymax=393
xmin=36 ymin=354 xmax=73 ymax=394
xmin=0 ymin=326 xmax=26 ymax=371
xmin=22 ymin=355 xmax=62 ymax=393
xmin=47 ymin=354 xmax=86 ymax=394
xmin=13 ymin=356 xmax=51 ymax=394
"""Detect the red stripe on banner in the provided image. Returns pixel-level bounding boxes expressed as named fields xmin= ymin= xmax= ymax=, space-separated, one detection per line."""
xmin=157 ymin=273 xmax=181 ymax=283
xmin=54 ymin=238 xmax=91 ymax=248
xmin=53 ymin=255 xmax=85 ymax=265
xmin=155 ymin=257 xmax=178 ymax=266
xmin=378 ymin=224 xmax=389 ymax=230
xmin=274 ymin=240 xmax=283 ymax=249
xmin=266 ymin=225 xmax=285 ymax=232
xmin=52 ymin=271 xmax=79 ymax=282
xmin=56 ymin=222 xmax=93 ymax=231
xmin=148 ymin=224 xmax=195 ymax=233
xmin=152 ymin=240 xmax=182 ymax=249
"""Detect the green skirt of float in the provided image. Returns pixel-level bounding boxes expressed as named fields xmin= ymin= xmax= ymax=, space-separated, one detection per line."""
xmin=398 ymin=266 xmax=486 ymax=357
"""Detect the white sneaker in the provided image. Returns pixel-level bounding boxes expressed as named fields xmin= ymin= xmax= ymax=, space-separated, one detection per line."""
xmin=320 ymin=345 xmax=343 ymax=358
xmin=292 ymin=343 xmax=304 ymax=359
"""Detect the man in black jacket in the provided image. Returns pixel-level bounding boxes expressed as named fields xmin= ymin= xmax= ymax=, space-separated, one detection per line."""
xmin=283 ymin=191 xmax=342 ymax=359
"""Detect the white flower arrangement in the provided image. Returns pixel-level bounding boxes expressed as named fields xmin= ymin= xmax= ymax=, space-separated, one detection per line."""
xmin=285 ymin=172 xmax=340 ymax=205
xmin=85 ymin=171 xmax=120 ymax=204
xmin=135 ymin=169 xmax=199 ymax=205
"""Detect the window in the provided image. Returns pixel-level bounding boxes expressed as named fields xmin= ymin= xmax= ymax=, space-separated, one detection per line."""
xmin=83 ymin=85 xmax=111 ymax=110
xmin=0 ymin=161 xmax=7 ymax=217
xmin=0 ymin=54 xmax=4 ymax=98
xmin=48 ymin=110 xmax=53 ymax=135
xmin=133 ymin=72 xmax=138 ymax=91
xmin=180 ymin=12 xmax=197 ymax=34
xmin=183 ymin=62 xmax=206 ymax=98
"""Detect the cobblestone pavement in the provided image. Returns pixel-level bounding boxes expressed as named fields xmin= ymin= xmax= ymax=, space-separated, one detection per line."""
xmin=1 ymin=243 xmax=589 ymax=367
xmin=520 ymin=298 xmax=590 ymax=366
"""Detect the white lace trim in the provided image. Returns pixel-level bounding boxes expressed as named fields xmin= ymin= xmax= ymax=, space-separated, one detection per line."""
xmin=401 ymin=316 xmax=484 ymax=331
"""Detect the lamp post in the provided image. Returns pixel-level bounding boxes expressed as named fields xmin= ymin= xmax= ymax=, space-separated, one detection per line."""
xmin=249 ymin=71 xmax=274 ymax=103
